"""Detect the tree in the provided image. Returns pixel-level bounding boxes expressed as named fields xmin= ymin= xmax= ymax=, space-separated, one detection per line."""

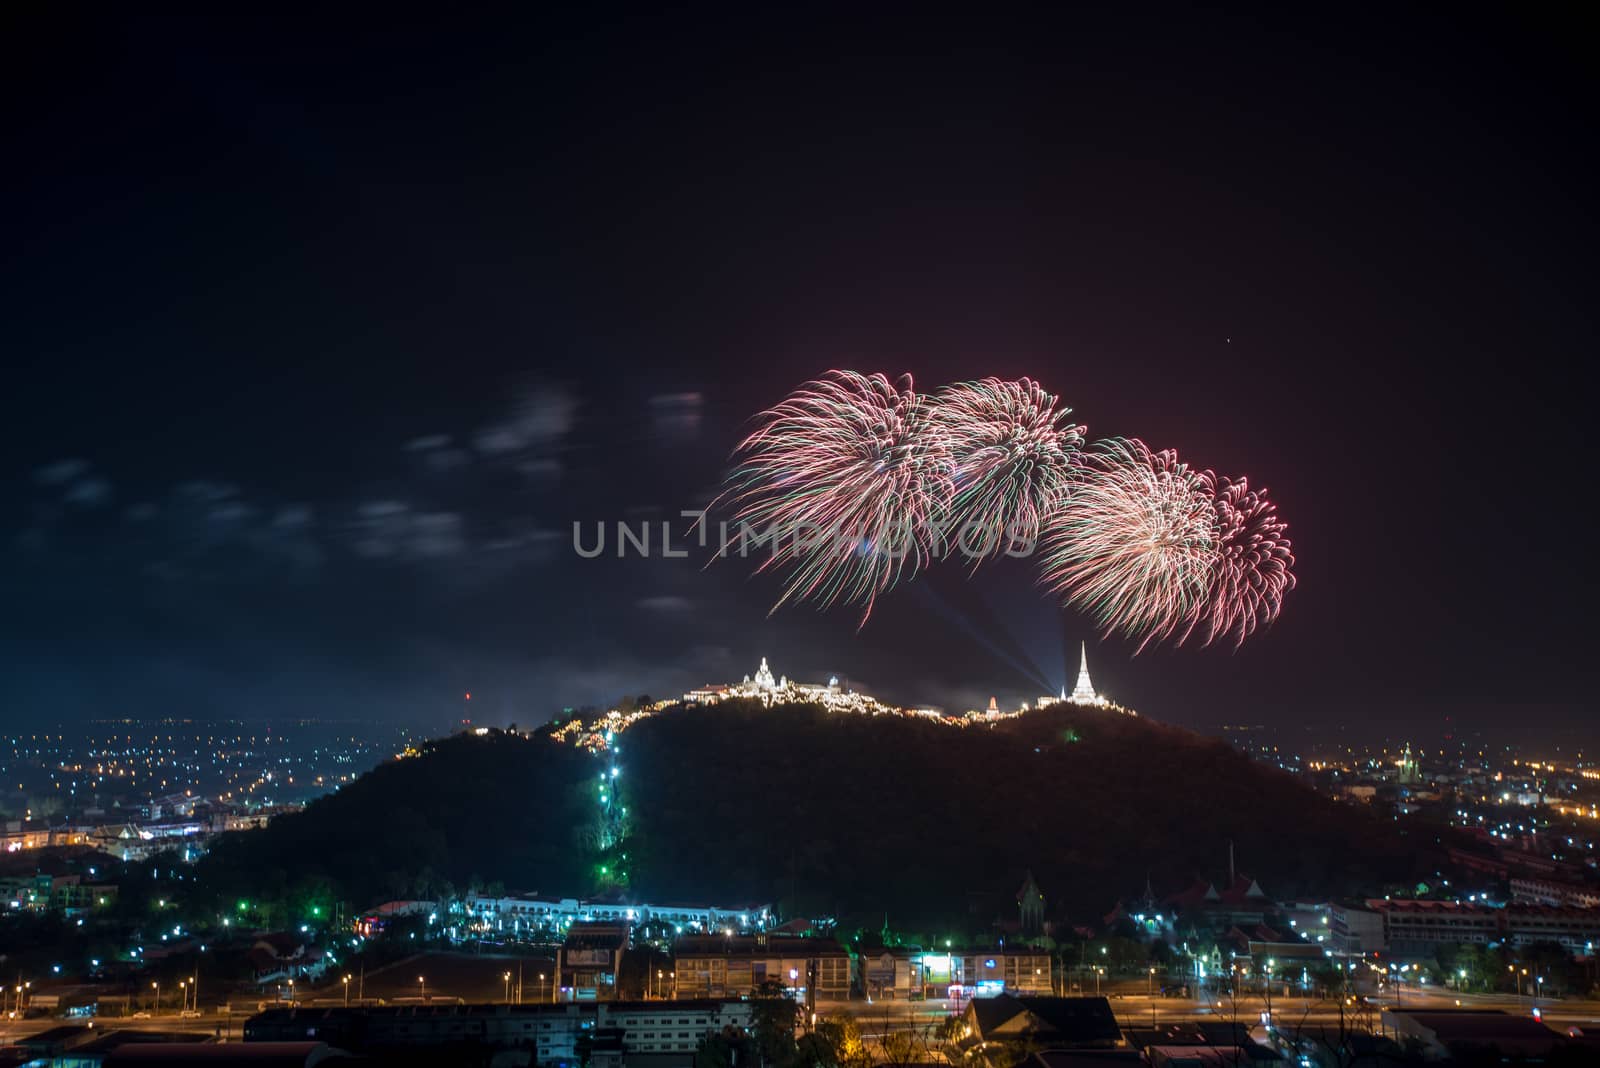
xmin=694 ymin=1030 xmax=745 ymax=1068
xmin=749 ymin=991 xmax=799 ymax=1067
xmin=881 ymin=1031 xmax=917 ymax=1063
xmin=815 ymin=1012 xmax=868 ymax=1068
xmin=793 ymin=1031 xmax=840 ymax=1068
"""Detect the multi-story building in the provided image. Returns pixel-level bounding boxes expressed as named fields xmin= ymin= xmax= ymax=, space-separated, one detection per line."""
xmin=0 ymin=874 xmax=117 ymax=914
xmin=1509 ymin=876 xmax=1600 ymax=910
xmin=1366 ymin=899 xmax=1600 ymax=955
xmin=1367 ymin=900 xmax=1499 ymax=954
xmin=673 ymin=935 xmax=853 ymax=1001
xmin=49 ymin=875 xmax=118 ymax=914
xmin=245 ymin=998 xmax=755 ymax=1068
xmin=1502 ymin=906 xmax=1600 ymax=952
xmin=559 ymin=923 xmax=631 ymax=1001
xmin=1328 ymin=903 xmax=1385 ymax=957
xmin=915 ymin=949 xmax=1054 ymax=998
xmin=464 ymin=893 xmax=771 ymax=936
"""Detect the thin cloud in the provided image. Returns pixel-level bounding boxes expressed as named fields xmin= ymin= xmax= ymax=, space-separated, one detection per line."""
xmin=34 ymin=459 xmax=91 ymax=486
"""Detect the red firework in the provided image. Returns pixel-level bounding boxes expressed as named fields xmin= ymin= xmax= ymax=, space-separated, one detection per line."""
xmin=1197 ymin=475 xmax=1295 ymax=646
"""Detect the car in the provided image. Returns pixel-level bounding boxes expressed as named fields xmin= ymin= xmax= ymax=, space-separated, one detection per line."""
xmin=131 ymin=1011 xmax=152 ymax=1019
xmin=180 ymin=1009 xmax=203 ymax=1018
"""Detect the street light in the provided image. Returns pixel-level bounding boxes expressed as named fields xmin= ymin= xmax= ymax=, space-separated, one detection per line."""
xmin=539 ymin=973 xmax=548 ymax=1004
xmin=179 ymin=980 xmax=188 ymax=1013
xmin=1148 ymin=966 xmax=1156 ymax=996
xmin=418 ymin=976 xmax=426 ymax=1003
xmin=151 ymin=981 xmax=160 ymax=1015
xmin=343 ymin=975 xmax=351 ymax=1007
xmin=287 ymin=979 xmax=295 ymax=1008
xmin=504 ymin=972 xmax=512 ymax=1004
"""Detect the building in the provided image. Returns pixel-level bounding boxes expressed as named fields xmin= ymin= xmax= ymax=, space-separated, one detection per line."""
xmin=50 ymin=874 xmax=119 ymax=914
xmin=1367 ymin=899 xmax=1600 ymax=954
xmin=0 ymin=874 xmax=117 ymax=914
xmin=1069 ymin=644 xmax=1105 ymax=706
xmin=465 ymin=893 xmax=771 ymax=937
xmin=921 ymin=948 xmax=1054 ymax=998
xmin=2 ymin=820 xmax=89 ymax=852
xmin=684 ymin=657 xmax=895 ymax=715
xmin=862 ymin=949 xmax=924 ymax=1000
xmin=1381 ymin=1009 xmax=1565 ymax=1061
xmin=1163 ymin=875 xmax=1272 ymax=929
xmin=1367 ymin=900 xmax=1499 ymax=954
xmin=1510 ymin=875 xmax=1600 ymax=910
xmin=249 ymin=933 xmax=328 ymax=989
xmin=673 ymin=935 xmax=853 ymax=1002
xmin=354 ymin=899 xmax=435 ymax=938
xmin=1328 ymin=903 xmax=1385 ymax=957
xmin=1034 ymin=645 xmax=1137 ymax=716
xmin=560 ymin=922 xmax=631 ymax=1001
xmin=246 ymin=999 xmax=756 ymax=1068
xmin=958 ymin=995 xmax=1123 ymax=1050
xmin=1503 ymin=905 xmax=1600 ymax=951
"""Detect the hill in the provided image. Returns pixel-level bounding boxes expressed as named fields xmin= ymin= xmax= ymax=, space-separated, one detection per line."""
xmin=193 ymin=702 xmax=1438 ymax=932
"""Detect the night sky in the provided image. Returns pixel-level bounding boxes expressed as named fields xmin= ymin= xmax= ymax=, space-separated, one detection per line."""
xmin=3 ymin=11 xmax=1591 ymax=737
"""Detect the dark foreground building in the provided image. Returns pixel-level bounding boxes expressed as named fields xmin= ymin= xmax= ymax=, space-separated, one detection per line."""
xmin=245 ymin=998 xmax=754 ymax=1067
xmin=959 ymin=996 xmax=1124 ymax=1051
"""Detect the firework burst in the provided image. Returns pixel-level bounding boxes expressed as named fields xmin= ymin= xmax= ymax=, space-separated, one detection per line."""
xmin=930 ymin=377 xmax=1086 ymax=562
xmin=1040 ymin=438 xmax=1218 ymax=648
xmin=1197 ymin=475 xmax=1295 ymax=646
xmin=720 ymin=370 xmax=953 ymax=623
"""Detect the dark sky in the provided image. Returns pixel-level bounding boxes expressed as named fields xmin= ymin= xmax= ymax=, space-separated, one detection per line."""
xmin=2 ymin=10 xmax=1591 ymax=737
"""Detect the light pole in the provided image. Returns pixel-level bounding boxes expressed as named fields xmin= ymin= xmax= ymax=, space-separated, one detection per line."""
xmin=1147 ymin=967 xmax=1155 ymax=996
xmin=287 ymin=979 xmax=295 ymax=1008
xmin=539 ymin=973 xmax=548 ymax=1004
xmin=418 ymin=976 xmax=426 ymax=1003
xmin=152 ymin=981 xmax=160 ymax=1015
xmin=504 ymin=972 xmax=512 ymax=1004
xmin=179 ymin=980 xmax=188 ymax=1013
xmin=343 ymin=976 xmax=351 ymax=1007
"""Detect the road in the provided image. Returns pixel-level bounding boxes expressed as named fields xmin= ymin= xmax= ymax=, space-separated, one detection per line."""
xmin=7 ymin=982 xmax=1598 ymax=1052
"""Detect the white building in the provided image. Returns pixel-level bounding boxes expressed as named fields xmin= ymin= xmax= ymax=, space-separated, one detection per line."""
xmin=246 ymin=998 xmax=756 ymax=1067
xmin=683 ymin=657 xmax=897 ymax=715
xmin=463 ymin=893 xmax=772 ymax=936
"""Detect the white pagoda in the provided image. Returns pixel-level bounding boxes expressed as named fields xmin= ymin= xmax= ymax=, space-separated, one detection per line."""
xmin=1068 ymin=643 xmax=1106 ymax=706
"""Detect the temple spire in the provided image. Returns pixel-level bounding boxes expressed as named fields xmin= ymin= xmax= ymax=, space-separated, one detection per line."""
xmin=1070 ymin=642 xmax=1099 ymax=703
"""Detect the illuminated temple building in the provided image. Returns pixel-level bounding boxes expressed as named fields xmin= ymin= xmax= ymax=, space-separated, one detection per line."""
xmin=555 ymin=652 xmax=1133 ymax=753
xmin=1068 ymin=642 xmax=1108 ymax=707
xmin=684 ymin=657 xmax=903 ymax=715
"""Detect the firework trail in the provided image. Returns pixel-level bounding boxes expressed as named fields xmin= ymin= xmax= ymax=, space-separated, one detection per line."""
xmin=929 ymin=377 xmax=1085 ymax=563
xmin=1196 ymin=475 xmax=1295 ymax=646
xmin=1040 ymin=438 xmax=1218 ymax=649
xmin=720 ymin=370 xmax=953 ymax=624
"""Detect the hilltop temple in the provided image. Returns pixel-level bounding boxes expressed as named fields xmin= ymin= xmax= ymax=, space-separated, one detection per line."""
xmin=684 ymin=657 xmax=897 ymax=714
xmin=1068 ymin=642 xmax=1106 ymax=706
